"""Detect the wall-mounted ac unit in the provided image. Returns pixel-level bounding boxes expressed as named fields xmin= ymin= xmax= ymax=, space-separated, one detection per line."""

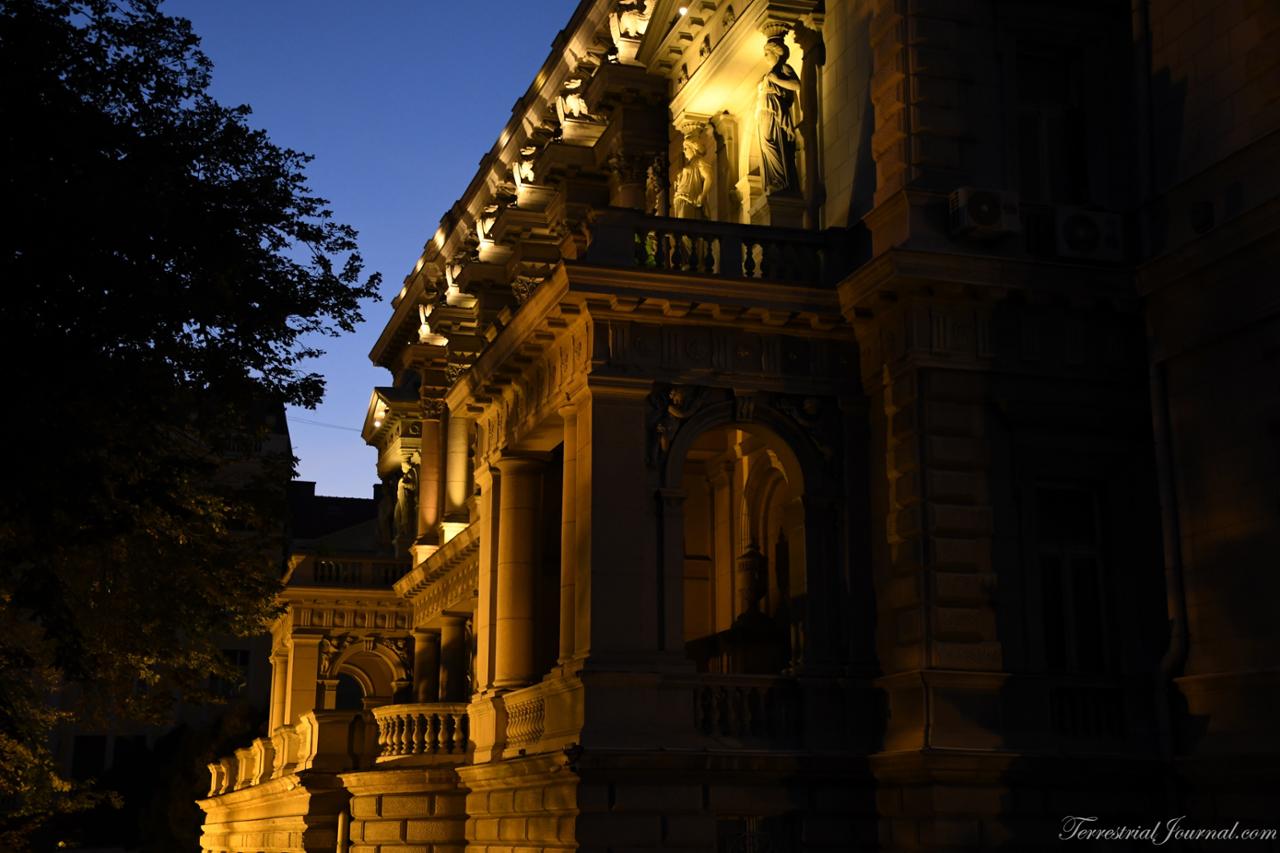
xmin=1055 ymin=207 xmax=1123 ymax=262
xmin=949 ymin=188 xmax=1022 ymax=239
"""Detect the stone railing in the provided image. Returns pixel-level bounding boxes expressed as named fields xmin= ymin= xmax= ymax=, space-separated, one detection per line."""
xmin=206 ymin=710 xmax=374 ymax=797
xmin=288 ymin=554 xmax=409 ymax=589
xmin=371 ymin=703 xmax=469 ymax=760
xmin=584 ymin=209 xmax=847 ymax=287
xmin=504 ymin=694 xmax=546 ymax=747
xmin=688 ymin=674 xmax=803 ymax=744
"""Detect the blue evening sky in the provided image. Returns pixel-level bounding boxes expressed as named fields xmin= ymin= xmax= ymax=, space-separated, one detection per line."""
xmin=166 ymin=0 xmax=580 ymax=498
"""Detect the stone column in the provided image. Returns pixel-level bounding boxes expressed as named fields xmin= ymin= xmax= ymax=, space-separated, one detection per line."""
xmin=413 ymin=629 xmax=441 ymax=703
xmin=558 ymin=406 xmax=578 ymax=663
xmin=439 ymin=615 xmax=469 ymax=702
xmin=415 ymin=415 xmax=443 ymax=555
xmin=493 ymin=456 xmax=544 ymax=689
xmin=473 ymin=465 xmax=499 ymax=693
xmin=284 ymin=636 xmax=322 ymax=726
xmin=444 ymin=414 xmax=472 ymax=527
xmin=269 ymin=650 xmax=288 ymax=732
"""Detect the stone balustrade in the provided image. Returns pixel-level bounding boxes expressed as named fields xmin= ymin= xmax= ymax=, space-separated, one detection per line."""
xmin=288 ymin=554 xmax=408 ymax=588
xmin=205 ymin=710 xmax=373 ymax=797
xmin=584 ymin=209 xmax=847 ymax=287
xmin=371 ymin=702 xmax=469 ymax=760
xmin=687 ymin=674 xmax=804 ymax=745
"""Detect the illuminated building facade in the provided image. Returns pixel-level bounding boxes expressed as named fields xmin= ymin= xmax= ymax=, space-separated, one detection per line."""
xmin=199 ymin=0 xmax=1280 ymax=850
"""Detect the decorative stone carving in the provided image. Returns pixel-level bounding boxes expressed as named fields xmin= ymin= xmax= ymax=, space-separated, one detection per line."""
xmin=724 ymin=5 xmax=736 ymax=27
xmin=555 ymin=78 xmax=593 ymax=124
xmin=610 ymin=0 xmax=650 ymax=40
xmin=774 ymin=393 xmax=838 ymax=461
xmin=380 ymin=636 xmax=413 ymax=672
xmin=512 ymin=275 xmax=543 ymax=305
xmin=513 ymin=146 xmax=537 ymax=189
xmin=645 ymin=154 xmax=669 ymax=217
xmin=756 ymin=38 xmax=802 ymax=196
xmin=646 ymin=383 xmax=708 ymax=467
xmin=318 ymin=634 xmax=358 ymax=677
xmin=673 ymin=135 xmax=714 ymax=220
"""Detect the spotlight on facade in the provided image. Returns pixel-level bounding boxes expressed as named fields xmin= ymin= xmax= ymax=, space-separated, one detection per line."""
xmin=678 ymin=5 xmax=688 ymax=15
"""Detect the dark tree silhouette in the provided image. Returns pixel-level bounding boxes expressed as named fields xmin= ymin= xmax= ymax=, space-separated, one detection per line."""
xmin=0 ymin=0 xmax=380 ymax=845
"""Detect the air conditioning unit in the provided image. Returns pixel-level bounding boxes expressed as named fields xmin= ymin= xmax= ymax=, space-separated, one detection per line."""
xmin=1055 ymin=207 xmax=1123 ymax=262
xmin=949 ymin=188 xmax=1022 ymax=239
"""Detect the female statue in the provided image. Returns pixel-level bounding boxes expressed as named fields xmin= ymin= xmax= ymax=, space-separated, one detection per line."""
xmin=673 ymin=136 xmax=714 ymax=219
xmin=755 ymin=38 xmax=802 ymax=195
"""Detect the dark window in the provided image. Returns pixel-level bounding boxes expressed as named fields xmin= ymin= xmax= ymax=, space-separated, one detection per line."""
xmin=1036 ymin=485 xmax=1108 ymax=673
xmin=335 ymin=673 xmax=364 ymax=711
xmin=1015 ymin=44 xmax=1089 ymax=205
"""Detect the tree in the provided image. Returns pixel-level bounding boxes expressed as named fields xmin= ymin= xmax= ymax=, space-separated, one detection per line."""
xmin=0 ymin=0 xmax=380 ymax=845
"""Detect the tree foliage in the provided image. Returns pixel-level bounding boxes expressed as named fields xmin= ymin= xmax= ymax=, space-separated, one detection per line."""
xmin=0 ymin=0 xmax=380 ymax=843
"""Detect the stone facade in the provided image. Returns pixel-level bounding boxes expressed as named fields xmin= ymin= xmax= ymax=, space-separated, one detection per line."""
xmin=199 ymin=0 xmax=1280 ymax=850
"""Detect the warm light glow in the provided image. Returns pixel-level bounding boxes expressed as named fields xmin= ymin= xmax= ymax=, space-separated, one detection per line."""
xmin=373 ymin=418 xmax=383 ymax=428
xmin=441 ymin=521 xmax=469 ymax=545
xmin=678 ymin=5 xmax=688 ymax=15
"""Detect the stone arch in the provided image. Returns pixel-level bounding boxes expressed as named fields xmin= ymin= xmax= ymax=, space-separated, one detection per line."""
xmin=329 ymin=639 xmax=407 ymax=706
xmin=656 ymin=397 xmax=842 ymax=671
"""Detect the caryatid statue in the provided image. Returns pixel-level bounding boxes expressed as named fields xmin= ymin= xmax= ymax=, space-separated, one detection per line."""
xmin=672 ymin=135 xmax=714 ymax=219
xmin=755 ymin=37 xmax=802 ymax=195
xmin=393 ymin=454 xmax=419 ymax=552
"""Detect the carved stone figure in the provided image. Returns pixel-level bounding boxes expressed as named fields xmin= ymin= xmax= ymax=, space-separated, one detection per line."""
xmin=393 ymin=456 xmax=419 ymax=549
xmin=610 ymin=0 xmax=650 ymax=40
xmin=673 ymin=136 xmax=714 ymax=220
xmin=755 ymin=38 xmax=802 ymax=195
xmin=645 ymin=156 xmax=668 ymax=217
xmin=555 ymin=78 xmax=591 ymax=124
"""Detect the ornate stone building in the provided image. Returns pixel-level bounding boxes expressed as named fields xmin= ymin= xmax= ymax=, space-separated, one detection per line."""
xmin=198 ymin=0 xmax=1280 ymax=850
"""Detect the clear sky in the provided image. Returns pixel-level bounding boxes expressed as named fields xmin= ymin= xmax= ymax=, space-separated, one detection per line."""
xmin=166 ymin=0 xmax=581 ymax=498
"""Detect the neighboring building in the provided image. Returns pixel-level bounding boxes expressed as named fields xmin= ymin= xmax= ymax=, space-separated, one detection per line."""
xmin=198 ymin=1 xmax=1280 ymax=851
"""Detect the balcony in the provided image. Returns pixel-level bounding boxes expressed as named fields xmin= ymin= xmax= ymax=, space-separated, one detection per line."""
xmin=286 ymin=554 xmax=409 ymax=589
xmin=205 ymin=703 xmax=472 ymax=799
xmin=582 ymin=209 xmax=864 ymax=288
xmin=371 ymin=702 xmax=470 ymax=762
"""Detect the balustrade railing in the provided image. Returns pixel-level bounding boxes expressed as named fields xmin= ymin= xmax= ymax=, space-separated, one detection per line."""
xmin=371 ymin=703 xmax=469 ymax=759
xmin=504 ymin=694 xmax=546 ymax=747
xmin=687 ymin=675 xmax=803 ymax=745
xmin=289 ymin=555 xmax=408 ymax=589
xmin=584 ymin=209 xmax=839 ymax=287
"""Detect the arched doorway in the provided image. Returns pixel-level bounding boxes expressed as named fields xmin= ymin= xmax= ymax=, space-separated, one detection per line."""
xmin=675 ymin=424 xmax=808 ymax=674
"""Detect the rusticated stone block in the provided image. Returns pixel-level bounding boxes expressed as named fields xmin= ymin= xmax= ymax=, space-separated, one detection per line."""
xmin=361 ymin=819 xmax=404 ymax=843
xmin=404 ymin=817 xmax=464 ymax=843
xmin=543 ymin=782 xmax=577 ymax=811
xmin=498 ymin=816 xmax=527 ymax=842
xmin=925 ymin=435 xmax=988 ymax=468
xmin=471 ymin=817 xmax=500 ymax=841
xmin=931 ymin=604 xmax=995 ymax=640
xmin=931 ymin=536 xmax=991 ymax=569
xmin=926 ymin=470 xmax=985 ymax=503
xmin=934 ymin=571 xmax=993 ymax=605
xmin=526 ymin=816 xmax=560 ymax=843
xmin=514 ymin=787 xmax=543 ymax=813
xmin=380 ymin=794 xmax=431 ymax=818
xmin=433 ymin=794 xmax=466 ymax=816
xmin=488 ymin=789 xmax=515 ymax=815
xmin=350 ymin=795 xmax=380 ymax=819
xmin=927 ymin=503 xmax=993 ymax=535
